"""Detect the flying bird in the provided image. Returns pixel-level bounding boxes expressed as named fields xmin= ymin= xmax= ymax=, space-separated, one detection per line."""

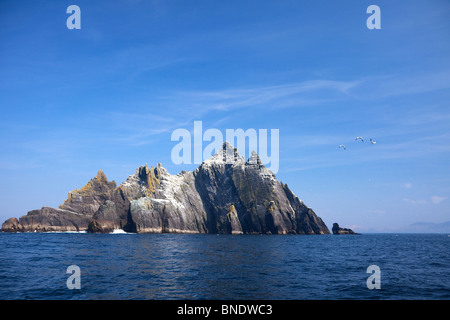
xmin=339 ymin=145 xmax=346 ymax=150
xmin=355 ymin=136 xmax=364 ymax=142
xmin=370 ymin=138 xmax=376 ymax=144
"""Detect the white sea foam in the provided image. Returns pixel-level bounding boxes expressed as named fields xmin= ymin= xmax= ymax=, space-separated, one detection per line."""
xmin=110 ymin=229 xmax=129 ymax=234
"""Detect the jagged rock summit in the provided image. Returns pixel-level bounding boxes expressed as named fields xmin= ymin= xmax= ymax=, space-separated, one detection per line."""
xmin=2 ymin=142 xmax=330 ymax=235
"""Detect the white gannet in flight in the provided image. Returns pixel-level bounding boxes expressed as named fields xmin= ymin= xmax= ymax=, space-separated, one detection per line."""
xmin=355 ymin=136 xmax=364 ymax=142
xmin=339 ymin=145 xmax=346 ymax=150
xmin=370 ymin=138 xmax=376 ymax=144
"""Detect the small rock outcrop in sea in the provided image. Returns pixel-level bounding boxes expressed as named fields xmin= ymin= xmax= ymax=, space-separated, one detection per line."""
xmin=1 ymin=142 xmax=330 ymax=235
xmin=332 ymin=223 xmax=360 ymax=235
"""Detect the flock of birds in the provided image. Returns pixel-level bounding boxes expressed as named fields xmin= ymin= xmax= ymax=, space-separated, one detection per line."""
xmin=339 ymin=136 xmax=376 ymax=150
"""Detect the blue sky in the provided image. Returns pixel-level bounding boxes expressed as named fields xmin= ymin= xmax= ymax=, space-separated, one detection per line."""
xmin=1 ymin=0 xmax=449 ymax=232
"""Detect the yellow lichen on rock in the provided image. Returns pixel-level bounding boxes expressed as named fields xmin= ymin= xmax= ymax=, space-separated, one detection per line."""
xmin=95 ymin=169 xmax=108 ymax=182
xmin=268 ymin=201 xmax=276 ymax=213
xmin=226 ymin=204 xmax=237 ymax=221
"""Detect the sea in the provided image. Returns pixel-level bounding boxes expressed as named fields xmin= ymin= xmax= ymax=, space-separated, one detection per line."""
xmin=0 ymin=232 xmax=448 ymax=300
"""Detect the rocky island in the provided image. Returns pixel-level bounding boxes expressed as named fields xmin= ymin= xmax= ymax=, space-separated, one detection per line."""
xmin=332 ymin=223 xmax=360 ymax=235
xmin=2 ymin=142 xmax=330 ymax=235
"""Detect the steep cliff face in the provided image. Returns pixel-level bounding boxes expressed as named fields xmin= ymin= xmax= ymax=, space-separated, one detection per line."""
xmin=1 ymin=142 xmax=330 ymax=235
xmin=194 ymin=144 xmax=299 ymax=234
xmin=121 ymin=163 xmax=209 ymax=234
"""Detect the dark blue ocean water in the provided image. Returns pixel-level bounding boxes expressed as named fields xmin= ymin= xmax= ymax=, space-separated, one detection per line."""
xmin=0 ymin=233 xmax=448 ymax=300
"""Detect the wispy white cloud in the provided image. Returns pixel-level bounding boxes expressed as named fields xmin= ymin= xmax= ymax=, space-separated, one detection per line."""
xmin=394 ymin=112 xmax=450 ymax=126
xmin=108 ymin=112 xmax=175 ymax=124
xmin=350 ymin=70 xmax=450 ymax=100
xmin=162 ymin=68 xmax=450 ymax=120
xmin=174 ymin=79 xmax=361 ymax=113
xmin=403 ymin=196 xmax=448 ymax=205
xmin=431 ymin=196 xmax=447 ymax=204
xmin=0 ymin=160 xmax=43 ymax=170
xmin=103 ymin=112 xmax=192 ymax=147
xmin=403 ymin=198 xmax=428 ymax=205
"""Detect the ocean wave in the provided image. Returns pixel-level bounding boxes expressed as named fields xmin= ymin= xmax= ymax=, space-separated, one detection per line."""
xmin=110 ymin=229 xmax=130 ymax=234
